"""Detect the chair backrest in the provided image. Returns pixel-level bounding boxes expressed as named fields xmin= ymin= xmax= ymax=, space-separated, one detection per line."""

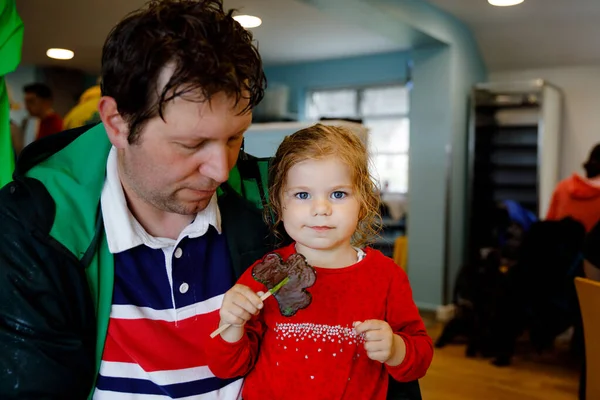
xmin=393 ymin=236 xmax=407 ymax=271
xmin=574 ymin=277 xmax=600 ymax=400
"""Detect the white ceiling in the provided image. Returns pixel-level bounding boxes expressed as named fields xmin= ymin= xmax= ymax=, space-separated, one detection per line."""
xmin=15 ymin=0 xmax=405 ymax=73
xmin=17 ymin=0 xmax=599 ymax=74
xmin=426 ymin=0 xmax=600 ymax=71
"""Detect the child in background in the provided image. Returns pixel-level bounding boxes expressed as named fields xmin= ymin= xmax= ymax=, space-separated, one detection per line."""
xmin=206 ymin=124 xmax=433 ymax=399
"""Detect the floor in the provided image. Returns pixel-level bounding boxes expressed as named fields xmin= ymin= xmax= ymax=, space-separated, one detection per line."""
xmin=420 ymin=322 xmax=580 ymax=400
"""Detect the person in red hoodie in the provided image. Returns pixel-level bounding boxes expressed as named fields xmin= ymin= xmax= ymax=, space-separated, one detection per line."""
xmin=546 ymin=143 xmax=600 ymax=231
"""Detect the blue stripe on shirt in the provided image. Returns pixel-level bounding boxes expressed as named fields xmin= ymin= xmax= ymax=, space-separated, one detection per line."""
xmin=96 ymin=374 xmax=241 ymax=398
xmin=113 ymin=227 xmax=235 ymax=310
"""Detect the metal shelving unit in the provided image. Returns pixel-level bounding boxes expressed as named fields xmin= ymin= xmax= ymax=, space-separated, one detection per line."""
xmin=466 ymin=80 xmax=562 ymax=261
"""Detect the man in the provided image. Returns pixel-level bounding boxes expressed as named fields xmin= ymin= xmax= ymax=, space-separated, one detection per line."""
xmin=23 ymin=82 xmax=63 ymax=140
xmin=0 ymin=1 xmax=422 ymax=399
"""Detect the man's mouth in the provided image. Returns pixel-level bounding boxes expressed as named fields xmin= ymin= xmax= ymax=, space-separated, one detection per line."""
xmin=185 ymin=188 xmax=217 ymax=199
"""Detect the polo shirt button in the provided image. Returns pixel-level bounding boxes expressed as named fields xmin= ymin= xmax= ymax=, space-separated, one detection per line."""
xmin=179 ymin=282 xmax=189 ymax=294
xmin=174 ymin=247 xmax=183 ymax=258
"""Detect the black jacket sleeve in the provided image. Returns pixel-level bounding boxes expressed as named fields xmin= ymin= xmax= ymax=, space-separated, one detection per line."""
xmin=0 ymin=179 xmax=96 ymax=399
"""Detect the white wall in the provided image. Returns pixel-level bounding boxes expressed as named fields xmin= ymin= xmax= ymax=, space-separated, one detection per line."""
xmin=491 ymin=66 xmax=600 ymax=180
xmin=6 ymin=64 xmax=37 ymax=127
xmin=6 ymin=65 xmax=39 ymax=146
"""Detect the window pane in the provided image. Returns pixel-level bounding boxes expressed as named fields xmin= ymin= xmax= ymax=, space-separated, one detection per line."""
xmin=360 ymin=86 xmax=409 ymax=116
xmin=372 ymin=154 xmax=409 ymax=193
xmin=365 ymin=118 xmax=409 ymax=154
xmin=307 ymin=89 xmax=357 ymax=120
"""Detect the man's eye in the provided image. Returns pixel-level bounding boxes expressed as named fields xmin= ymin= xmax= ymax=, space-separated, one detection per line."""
xmin=180 ymin=142 xmax=203 ymax=150
xmin=295 ymin=192 xmax=310 ymax=200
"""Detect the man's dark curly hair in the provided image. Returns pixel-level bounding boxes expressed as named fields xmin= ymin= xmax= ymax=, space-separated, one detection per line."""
xmin=101 ymin=0 xmax=266 ymax=143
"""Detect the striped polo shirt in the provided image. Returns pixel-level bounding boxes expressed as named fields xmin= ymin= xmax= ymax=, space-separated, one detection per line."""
xmin=93 ymin=147 xmax=242 ymax=399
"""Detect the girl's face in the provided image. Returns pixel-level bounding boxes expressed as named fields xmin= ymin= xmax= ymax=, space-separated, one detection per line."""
xmin=280 ymin=157 xmax=361 ymax=254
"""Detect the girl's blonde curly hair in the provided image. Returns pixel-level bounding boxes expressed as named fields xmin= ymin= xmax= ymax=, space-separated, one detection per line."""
xmin=267 ymin=123 xmax=381 ymax=248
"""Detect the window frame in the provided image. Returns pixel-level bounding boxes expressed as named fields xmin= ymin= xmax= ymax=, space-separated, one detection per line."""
xmin=306 ymin=82 xmax=410 ymax=194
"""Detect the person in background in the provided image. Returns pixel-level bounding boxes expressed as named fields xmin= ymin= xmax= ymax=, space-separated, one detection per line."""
xmin=546 ymin=143 xmax=600 ymax=232
xmin=23 ymin=82 xmax=63 ymax=140
xmin=63 ymin=80 xmax=102 ymax=129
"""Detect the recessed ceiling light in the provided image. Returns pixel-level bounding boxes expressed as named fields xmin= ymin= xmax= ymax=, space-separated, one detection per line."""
xmin=233 ymin=15 xmax=262 ymax=28
xmin=488 ymin=0 xmax=524 ymax=6
xmin=46 ymin=48 xmax=74 ymax=60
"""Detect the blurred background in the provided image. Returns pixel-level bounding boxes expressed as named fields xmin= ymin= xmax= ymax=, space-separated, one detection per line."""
xmin=7 ymin=0 xmax=600 ymax=398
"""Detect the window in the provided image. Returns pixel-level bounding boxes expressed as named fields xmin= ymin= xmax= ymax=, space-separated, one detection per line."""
xmin=306 ymin=84 xmax=409 ymax=193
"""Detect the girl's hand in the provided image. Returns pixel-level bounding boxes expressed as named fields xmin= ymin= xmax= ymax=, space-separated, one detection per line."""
xmin=219 ymin=284 xmax=264 ymax=342
xmin=354 ymin=320 xmax=406 ymax=366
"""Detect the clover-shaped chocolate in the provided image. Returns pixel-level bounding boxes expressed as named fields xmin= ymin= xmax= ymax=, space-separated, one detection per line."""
xmin=252 ymin=252 xmax=317 ymax=317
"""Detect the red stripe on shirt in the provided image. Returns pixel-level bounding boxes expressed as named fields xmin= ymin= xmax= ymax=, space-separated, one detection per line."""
xmin=102 ymin=310 xmax=221 ymax=372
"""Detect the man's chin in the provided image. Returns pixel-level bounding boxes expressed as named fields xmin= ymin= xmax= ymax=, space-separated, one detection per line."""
xmin=151 ymin=196 xmax=208 ymax=216
xmin=177 ymin=198 xmax=213 ymax=215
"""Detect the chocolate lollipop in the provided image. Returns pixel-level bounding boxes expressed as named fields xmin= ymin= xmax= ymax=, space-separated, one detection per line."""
xmin=252 ymin=253 xmax=317 ymax=317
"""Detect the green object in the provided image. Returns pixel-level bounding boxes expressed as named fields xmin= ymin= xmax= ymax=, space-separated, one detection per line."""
xmin=0 ymin=1 xmax=23 ymax=188
xmin=269 ymin=276 xmax=290 ymax=295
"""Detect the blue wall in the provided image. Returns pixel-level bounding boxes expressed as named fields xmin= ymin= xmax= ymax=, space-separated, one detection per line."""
xmin=408 ymin=45 xmax=453 ymax=309
xmin=265 ymin=51 xmax=410 ymax=119
xmin=375 ymin=0 xmax=488 ymax=303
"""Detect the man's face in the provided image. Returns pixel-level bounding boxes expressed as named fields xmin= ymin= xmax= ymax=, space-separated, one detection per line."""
xmin=118 ymin=91 xmax=252 ymax=216
xmin=24 ymin=93 xmax=47 ymax=118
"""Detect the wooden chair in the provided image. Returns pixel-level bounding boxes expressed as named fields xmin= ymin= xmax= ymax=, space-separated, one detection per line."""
xmin=393 ymin=235 xmax=408 ymax=271
xmin=574 ymin=277 xmax=600 ymax=400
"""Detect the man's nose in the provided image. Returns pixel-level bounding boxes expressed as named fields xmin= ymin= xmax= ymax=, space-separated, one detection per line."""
xmin=200 ymin=144 xmax=230 ymax=184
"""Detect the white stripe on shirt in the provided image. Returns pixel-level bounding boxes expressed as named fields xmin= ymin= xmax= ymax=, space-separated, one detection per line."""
xmin=98 ymin=362 xmax=216 ymax=385
xmin=109 ymin=295 xmax=224 ymax=322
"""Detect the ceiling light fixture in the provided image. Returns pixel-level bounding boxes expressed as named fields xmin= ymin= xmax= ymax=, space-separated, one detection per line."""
xmin=46 ymin=48 xmax=74 ymax=60
xmin=233 ymin=15 xmax=262 ymax=28
xmin=488 ymin=0 xmax=524 ymax=6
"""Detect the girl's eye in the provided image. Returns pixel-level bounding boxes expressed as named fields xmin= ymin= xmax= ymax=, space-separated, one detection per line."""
xmin=295 ymin=192 xmax=310 ymax=200
xmin=331 ymin=191 xmax=346 ymax=199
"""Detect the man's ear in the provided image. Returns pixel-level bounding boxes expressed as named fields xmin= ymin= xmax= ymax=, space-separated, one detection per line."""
xmin=98 ymin=96 xmax=129 ymax=148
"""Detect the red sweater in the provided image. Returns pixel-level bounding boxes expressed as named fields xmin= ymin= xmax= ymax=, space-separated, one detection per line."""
xmin=37 ymin=112 xmax=63 ymax=140
xmin=206 ymin=244 xmax=433 ymax=400
xmin=546 ymin=174 xmax=600 ymax=231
